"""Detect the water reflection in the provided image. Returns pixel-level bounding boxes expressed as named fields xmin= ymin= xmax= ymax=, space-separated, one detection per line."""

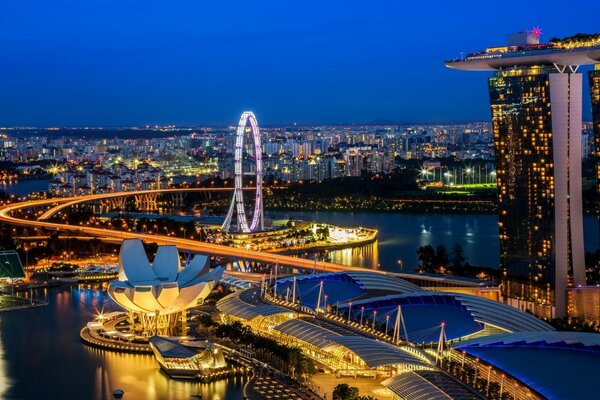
xmin=326 ymin=242 xmax=380 ymax=269
xmin=86 ymin=347 xmax=245 ymax=400
xmin=0 ymin=287 xmax=245 ymax=400
xmin=278 ymin=211 xmax=600 ymax=270
xmin=0 ymin=320 xmax=13 ymax=399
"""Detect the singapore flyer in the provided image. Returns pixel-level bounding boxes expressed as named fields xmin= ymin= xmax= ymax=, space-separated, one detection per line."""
xmin=221 ymin=111 xmax=264 ymax=233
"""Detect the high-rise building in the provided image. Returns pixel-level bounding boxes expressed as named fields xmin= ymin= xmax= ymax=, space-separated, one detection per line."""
xmin=445 ymin=32 xmax=600 ymax=317
xmin=590 ymin=65 xmax=600 ymax=219
xmin=487 ymin=67 xmax=585 ymax=318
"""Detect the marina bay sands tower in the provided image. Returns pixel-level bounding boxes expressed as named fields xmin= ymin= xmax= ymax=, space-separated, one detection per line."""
xmin=446 ymin=31 xmax=600 ymax=318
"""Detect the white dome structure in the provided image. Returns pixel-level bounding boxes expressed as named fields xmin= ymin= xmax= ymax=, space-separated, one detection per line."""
xmin=108 ymin=239 xmax=223 ymax=335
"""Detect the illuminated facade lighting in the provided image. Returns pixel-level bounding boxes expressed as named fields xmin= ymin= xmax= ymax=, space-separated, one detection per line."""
xmin=222 ymin=111 xmax=264 ymax=233
xmin=445 ymin=32 xmax=593 ymax=318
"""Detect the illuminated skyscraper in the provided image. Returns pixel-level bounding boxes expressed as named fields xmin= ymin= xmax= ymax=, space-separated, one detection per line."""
xmin=487 ymin=67 xmax=585 ymax=318
xmin=445 ymin=31 xmax=600 ymax=317
xmin=590 ymin=65 xmax=600 ymax=218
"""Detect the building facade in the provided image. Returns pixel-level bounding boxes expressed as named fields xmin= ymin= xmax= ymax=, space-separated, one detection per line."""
xmin=488 ymin=67 xmax=585 ymax=318
xmin=590 ymin=65 xmax=600 ymax=225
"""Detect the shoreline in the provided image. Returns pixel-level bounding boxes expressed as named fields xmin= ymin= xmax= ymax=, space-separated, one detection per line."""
xmin=267 ymin=228 xmax=378 ymax=255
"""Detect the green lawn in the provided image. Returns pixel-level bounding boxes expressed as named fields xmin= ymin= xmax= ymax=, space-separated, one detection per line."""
xmin=0 ymin=295 xmax=31 ymax=310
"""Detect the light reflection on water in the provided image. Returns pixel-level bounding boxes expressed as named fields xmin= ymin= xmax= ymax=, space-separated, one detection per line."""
xmin=326 ymin=242 xmax=380 ymax=269
xmin=0 ymin=287 xmax=245 ymax=400
xmin=277 ymin=211 xmax=600 ymax=270
xmin=0 ymin=320 xmax=13 ymax=399
xmin=86 ymin=347 xmax=242 ymax=400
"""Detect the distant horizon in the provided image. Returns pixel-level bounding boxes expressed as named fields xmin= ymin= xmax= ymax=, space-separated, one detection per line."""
xmin=2 ymin=120 xmax=496 ymax=130
xmin=2 ymin=119 xmax=599 ymax=130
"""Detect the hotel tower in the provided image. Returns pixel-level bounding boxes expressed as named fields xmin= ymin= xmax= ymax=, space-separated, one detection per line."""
xmin=446 ymin=31 xmax=600 ymax=317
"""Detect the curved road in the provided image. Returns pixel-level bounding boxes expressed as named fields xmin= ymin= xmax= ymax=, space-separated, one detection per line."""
xmin=37 ymin=187 xmax=254 ymax=220
xmin=0 ymin=189 xmax=370 ymax=273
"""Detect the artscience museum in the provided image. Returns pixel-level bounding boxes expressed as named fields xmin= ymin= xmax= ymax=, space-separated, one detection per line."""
xmin=107 ymin=239 xmax=223 ymax=336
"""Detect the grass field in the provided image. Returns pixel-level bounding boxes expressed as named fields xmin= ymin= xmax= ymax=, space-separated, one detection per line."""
xmin=0 ymin=294 xmax=31 ymax=310
xmin=429 ymin=183 xmax=497 ymax=193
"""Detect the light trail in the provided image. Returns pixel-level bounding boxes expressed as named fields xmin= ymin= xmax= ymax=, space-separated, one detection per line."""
xmin=0 ymin=189 xmax=372 ymax=273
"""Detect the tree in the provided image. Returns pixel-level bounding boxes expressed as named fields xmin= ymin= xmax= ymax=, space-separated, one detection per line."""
xmin=416 ymin=245 xmax=435 ymax=272
xmin=196 ymin=314 xmax=216 ymax=328
xmin=449 ymin=244 xmax=466 ymax=271
xmin=434 ymin=245 xmax=449 ymax=272
xmin=333 ymin=384 xmax=359 ymax=400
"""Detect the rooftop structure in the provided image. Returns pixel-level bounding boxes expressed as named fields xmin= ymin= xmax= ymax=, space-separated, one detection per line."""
xmin=382 ymin=370 xmax=484 ymax=400
xmin=445 ymin=31 xmax=592 ymax=318
xmin=217 ymin=288 xmax=434 ymax=376
xmin=276 ymin=272 xmax=551 ymax=343
xmin=453 ymin=332 xmax=600 ymax=400
xmin=149 ymin=336 xmax=227 ymax=379
xmin=446 ymin=32 xmax=600 ymax=71
xmin=276 ymin=271 xmax=422 ymax=308
xmin=107 ymin=239 xmax=223 ymax=335
xmin=218 ymin=271 xmax=600 ymax=399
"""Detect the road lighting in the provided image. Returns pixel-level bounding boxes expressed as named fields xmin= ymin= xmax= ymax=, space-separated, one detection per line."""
xmin=397 ymin=259 xmax=403 ymax=272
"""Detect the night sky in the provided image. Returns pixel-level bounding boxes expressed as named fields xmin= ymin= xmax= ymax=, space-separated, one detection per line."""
xmin=1 ymin=0 xmax=599 ymax=126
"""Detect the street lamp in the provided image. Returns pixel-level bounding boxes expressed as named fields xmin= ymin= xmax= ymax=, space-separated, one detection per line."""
xmin=397 ymin=259 xmax=403 ymax=272
xmin=372 ymin=310 xmax=378 ymax=329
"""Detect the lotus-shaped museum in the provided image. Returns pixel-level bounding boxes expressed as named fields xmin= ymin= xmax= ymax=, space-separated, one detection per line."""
xmin=108 ymin=239 xmax=223 ymax=316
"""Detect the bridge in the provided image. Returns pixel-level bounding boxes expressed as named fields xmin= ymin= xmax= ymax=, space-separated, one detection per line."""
xmin=36 ymin=187 xmax=257 ymax=220
xmin=0 ymin=189 xmax=370 ymax=273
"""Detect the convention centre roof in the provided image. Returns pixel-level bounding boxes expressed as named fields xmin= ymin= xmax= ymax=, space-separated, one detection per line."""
xmin=274 ymin=318 xmax=433 ymax=369
xmin=217 ymin=288 xmax=292 ymax=321
xmin=453 ymin=332 xmax=600 ymax=400
xmin=382 ymin=370 xmax=484 ymax=400
xmin=276 ymin=271 xmax=421 ymax=308
xmin=337 ymin=292 xmax=552 ymax=342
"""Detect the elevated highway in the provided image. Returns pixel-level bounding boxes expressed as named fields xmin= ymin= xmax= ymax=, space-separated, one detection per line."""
xmin=37 ymin=187 xmax=253 ymax=220
xmin=0 ymin=190 xmax=370 ymax=273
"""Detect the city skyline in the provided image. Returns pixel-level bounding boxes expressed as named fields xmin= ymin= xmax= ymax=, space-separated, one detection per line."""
xmin=1 ymin=1 xmax=599 ymax=126
xmin=2 ymin=3 xmax=600 ymax=398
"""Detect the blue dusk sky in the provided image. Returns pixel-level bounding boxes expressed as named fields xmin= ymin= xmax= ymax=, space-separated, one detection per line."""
xmin=0 ymin=0 xmax=599 ymax=126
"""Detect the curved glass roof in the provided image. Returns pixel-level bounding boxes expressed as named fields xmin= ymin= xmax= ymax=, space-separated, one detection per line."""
xmin=321 ymin=336 xmax=432 ymax=368
xmin=450 ymin=294 xmax=554 ymax=332
xmin=275 ymin=318 xmax=343 ymax=348
xmin=277 ymin=273 xmax=365 ymax=307
xmin=454 ymin=331 xmax=600 ymax=351
xmin=274 ymin=318 xmax=433 ymax=369
xmin=217 ymin=288 xmax=291 ymax=321
xmin=149 ymin=336 xmax=196 ymax=359
xmin=343 ymin=271 xmax=422 ymax=293
xmin=382 ymin=370 xmax=484 ymax=400
xmin=338 ymin=292 xmax=552 ymax=338
xmin=453 ymin=332 xmax=600 ymax=400
xmin=276 ymin=271 xmax=421 ymax=308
